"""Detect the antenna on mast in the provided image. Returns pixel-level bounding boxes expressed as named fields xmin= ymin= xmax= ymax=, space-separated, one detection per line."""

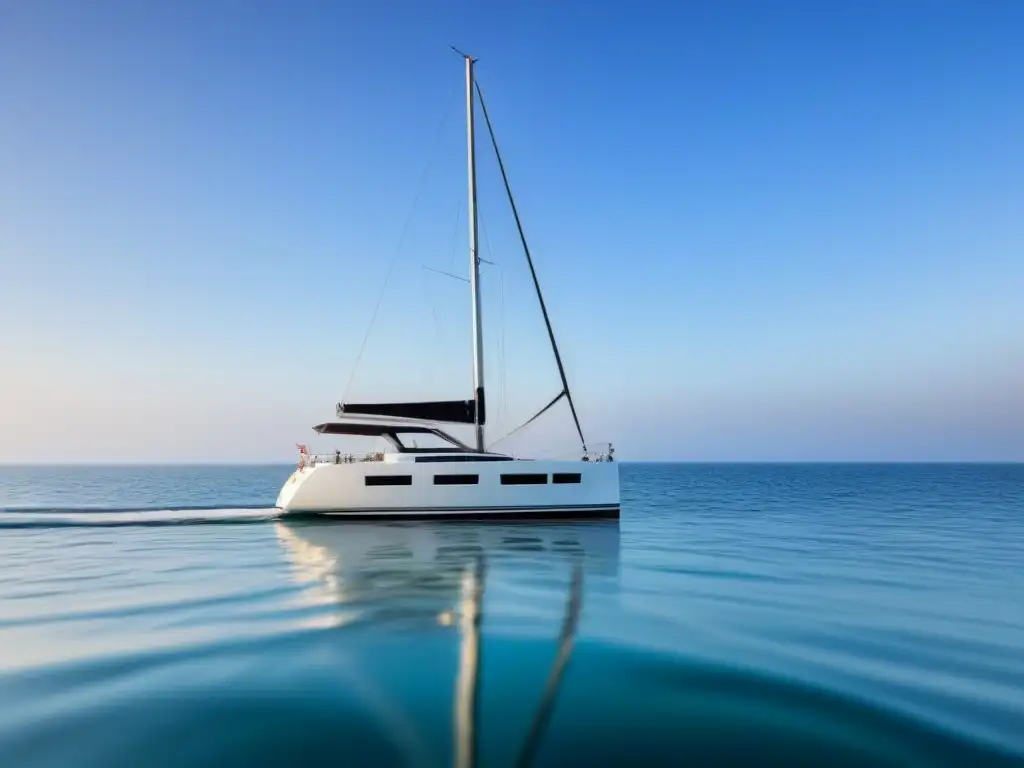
xmin=450 ymin=45 xmax=476 ymax=61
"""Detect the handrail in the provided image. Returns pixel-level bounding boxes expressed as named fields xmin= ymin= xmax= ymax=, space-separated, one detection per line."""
xmin=295 ymin=446 xmax=613 ymax=468
xmin=299 ymin=452 xmax=385 ymax=468
xmin=582 ymin=443 xmax=615 ymax=463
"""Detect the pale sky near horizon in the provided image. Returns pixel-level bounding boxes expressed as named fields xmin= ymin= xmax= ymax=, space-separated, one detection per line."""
xmin=1 ymin=0 xmax=1022 ymax=463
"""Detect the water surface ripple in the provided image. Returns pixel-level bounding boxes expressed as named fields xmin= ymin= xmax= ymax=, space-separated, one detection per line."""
xmin=0 ymin=463 xmax=1021 ymax=766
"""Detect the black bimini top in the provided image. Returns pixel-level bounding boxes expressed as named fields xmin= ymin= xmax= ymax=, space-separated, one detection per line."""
xmin=313 ymin=422 xmax=437 ymax=438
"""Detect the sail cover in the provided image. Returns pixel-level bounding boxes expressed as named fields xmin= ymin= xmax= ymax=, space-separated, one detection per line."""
xmin=337 ymin=399 xmax=479 ymax=425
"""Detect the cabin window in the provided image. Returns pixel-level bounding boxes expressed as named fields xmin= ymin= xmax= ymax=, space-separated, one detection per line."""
xmin=365 ymin=475 xmax=412 ymax=487
xmin=500 ymin=473 xmax=548 ymax=485
xmin=434 ymin=474 xmax=479 ymax=485
xmin=552 ymin=473 xmax=582 ymax=484
xmin=393 ymin=431 xmax=464 ymax=451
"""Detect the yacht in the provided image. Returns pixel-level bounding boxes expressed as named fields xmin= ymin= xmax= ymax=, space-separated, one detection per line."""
xmin=275 ymin=52 xmax=619 ymax=519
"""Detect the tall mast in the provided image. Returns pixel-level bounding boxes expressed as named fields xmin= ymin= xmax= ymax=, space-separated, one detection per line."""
xmin=463 ymin=53 xmax=486 ymax=451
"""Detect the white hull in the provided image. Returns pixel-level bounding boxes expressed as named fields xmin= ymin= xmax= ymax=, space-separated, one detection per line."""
xmin=275 ymin=457 xmax=619 ymax=519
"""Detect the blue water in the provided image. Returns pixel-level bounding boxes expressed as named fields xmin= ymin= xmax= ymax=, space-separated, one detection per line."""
xmin=1 ymin=463 xmax=1022 ymax=766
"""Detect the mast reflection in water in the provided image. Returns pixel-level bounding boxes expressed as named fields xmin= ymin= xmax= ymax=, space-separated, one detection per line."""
xmin=274 ymin=520 xmax=619 ymax=766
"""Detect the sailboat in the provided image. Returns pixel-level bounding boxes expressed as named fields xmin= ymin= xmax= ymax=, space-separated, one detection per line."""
xmin=275 ymin=52 xmax=619 ymax=519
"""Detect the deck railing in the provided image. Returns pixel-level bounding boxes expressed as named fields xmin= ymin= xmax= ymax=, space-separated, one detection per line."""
xmin=298 ymin=451 xmax=385 ymax=469
xmin=296 ymin=444 xmax=614 ymax=469
xmin=579 ymin=443 xmax=615 ymax=463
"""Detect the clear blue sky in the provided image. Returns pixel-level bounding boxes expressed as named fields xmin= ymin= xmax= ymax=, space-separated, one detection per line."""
xmin=1 ymin=0 xmax=1022 ymax=462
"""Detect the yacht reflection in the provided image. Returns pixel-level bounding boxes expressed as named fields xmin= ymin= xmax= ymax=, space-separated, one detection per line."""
xmin=274 ymin=520 xmax=620 ymax=767
xmin=273 ymin=520 xmax=620 ymax=626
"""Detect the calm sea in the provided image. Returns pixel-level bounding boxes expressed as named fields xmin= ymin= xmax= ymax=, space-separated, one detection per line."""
xmin=0 ymin=463 xmax=1021 ymax=766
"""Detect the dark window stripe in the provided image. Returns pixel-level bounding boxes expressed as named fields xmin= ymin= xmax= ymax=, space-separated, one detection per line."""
xmin=500 ymin=473 xmax=548 ymax=485
xmin=552 ymin=473 xmax=582 ymax=484
xmin=365 ymin=475 xmax=412 ymax=487
xmin=433 ymin=474 xmax=479 ymax=485
xmin=415 ymin=455 xmax=512 ymax=463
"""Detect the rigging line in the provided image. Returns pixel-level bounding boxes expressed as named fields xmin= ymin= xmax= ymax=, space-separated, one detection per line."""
xmin=478 ymin=205 xmax=507 ymax=435
xmin=475 ymin=82 xmax=587 ymax=452
xmin=487 ymin=390 xmax=566 ymax=451
xmin=499 ymin=266 xmax=508 ymax=427
xmin=449 ymin=199 xmax=462 ymax=274
xmin=340 ymin=81 xmax=460 ymax=404
xmin=419 ymin=266 xmax=443 ymax=386
xmin=479 ymin=202 xmax=496 ymax=266
xmin=423 ymin=265 xmax=469 ymax=282
xmin=488 ymin=265 xmax=507 ymax=438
